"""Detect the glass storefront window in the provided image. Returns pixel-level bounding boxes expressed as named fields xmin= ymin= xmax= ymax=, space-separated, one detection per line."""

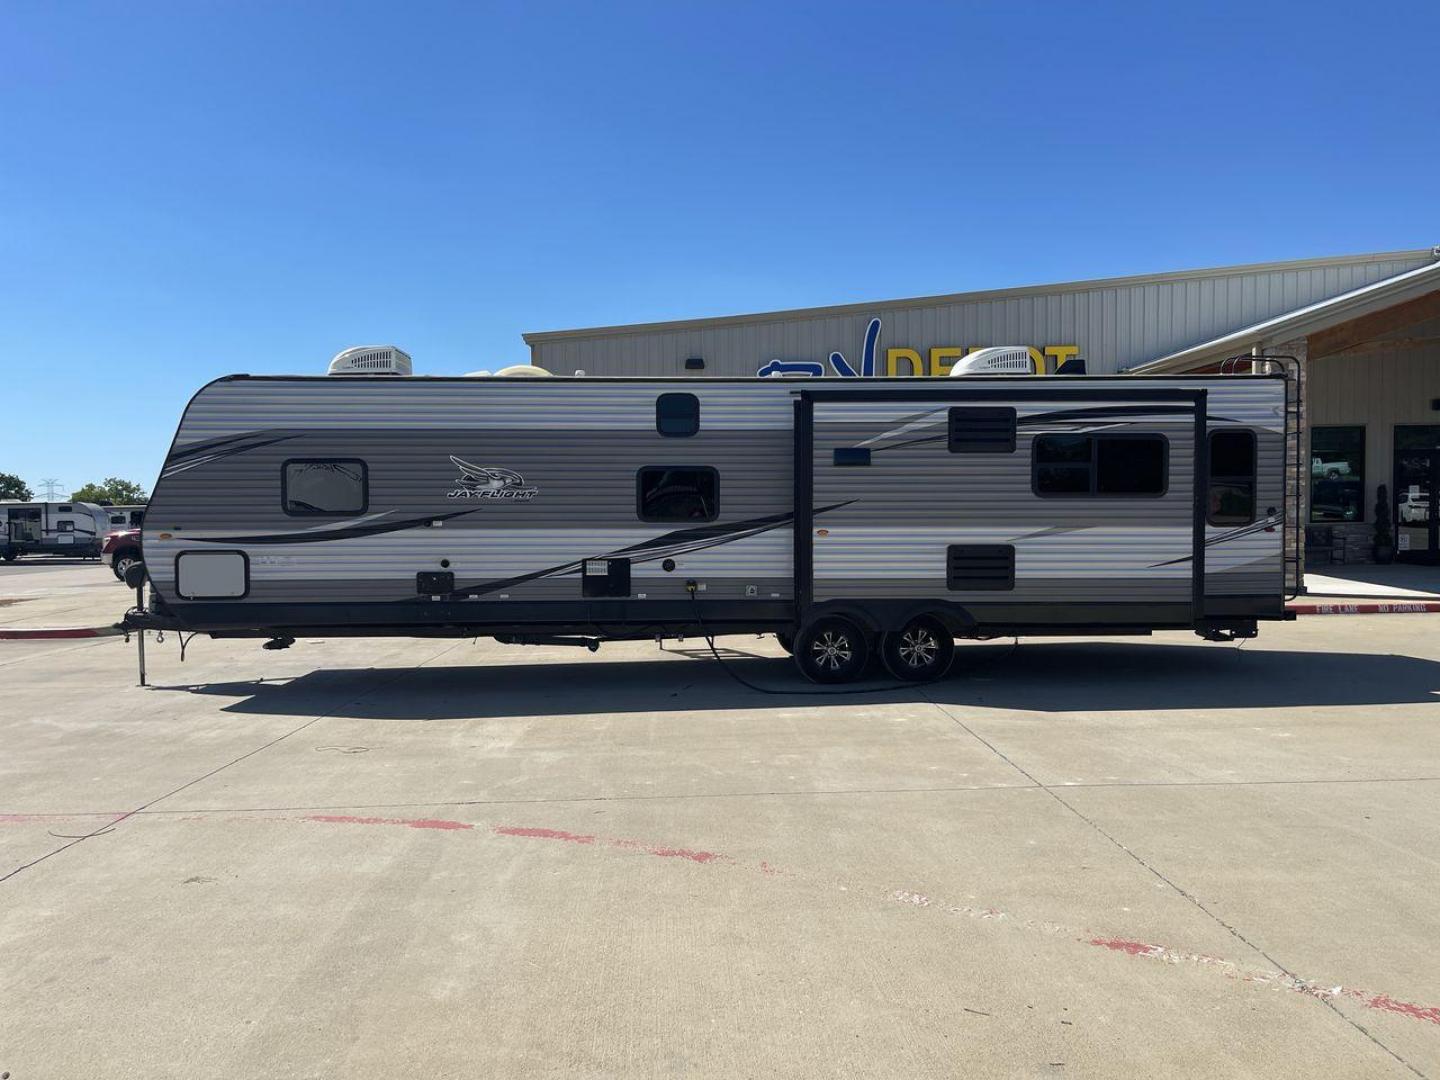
xmin=1310 ymin=426 xmax=1365 ymax=523
xmin=1395 ymin=425 xmax=1440 ymax=451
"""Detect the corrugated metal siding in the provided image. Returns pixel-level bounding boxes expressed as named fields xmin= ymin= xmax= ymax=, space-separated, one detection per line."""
xmin=531 ymin=255 xmax=1432 ymax=377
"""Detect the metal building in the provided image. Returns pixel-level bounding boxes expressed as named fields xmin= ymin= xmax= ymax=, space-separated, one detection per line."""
xmin=526 ymin=248 xmax=1440 ymax=567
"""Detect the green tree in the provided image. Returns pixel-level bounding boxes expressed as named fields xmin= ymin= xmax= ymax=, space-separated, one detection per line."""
xmin=0 ymin=472 xmax=34 ymax=501
xmin=70 ymin=477 xmax=149 ymax=504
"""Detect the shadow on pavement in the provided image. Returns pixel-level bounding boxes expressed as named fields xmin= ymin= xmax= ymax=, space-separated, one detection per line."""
xmin=148 ymin=639 xmax=1440 ymax=719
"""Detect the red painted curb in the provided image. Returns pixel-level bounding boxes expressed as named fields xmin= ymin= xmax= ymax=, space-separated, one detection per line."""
xmin=0 ymin=625 xmax=124 ymax=640
xmin=1288 ymin=601 xmax=1440 ymax=616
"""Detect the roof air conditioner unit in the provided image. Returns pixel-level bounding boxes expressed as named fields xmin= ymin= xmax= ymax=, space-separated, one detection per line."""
xmin=327 ymin=345 xmax=413 ymax=376
xmin=948 ymin=346 xmax=1035 ymax=376
xmin=492 ymin=364 xmax=553 ymax=378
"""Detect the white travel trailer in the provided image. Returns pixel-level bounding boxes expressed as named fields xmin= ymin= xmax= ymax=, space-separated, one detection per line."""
xmin=1 ymin=502 xmax=110 ymax=561
xmin=102 ymin=504 xmax=147 ymax=530
xmin=124 ymin=365 xmax=1294 ymax=683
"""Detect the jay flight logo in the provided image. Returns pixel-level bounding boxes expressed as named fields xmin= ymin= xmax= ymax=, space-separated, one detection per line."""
xmin=447 ymin=456 xmax=539 ymax=500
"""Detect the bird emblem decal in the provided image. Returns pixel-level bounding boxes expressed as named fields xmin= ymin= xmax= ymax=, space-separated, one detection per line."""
xmin=447 ymin=456 xmax=539 ymax=500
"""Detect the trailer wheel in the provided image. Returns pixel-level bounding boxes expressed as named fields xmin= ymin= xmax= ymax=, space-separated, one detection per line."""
xmin=880 ymin=616 xmax=955 ymax=682
xmin=794 ymin=616 xmax=869 ymax=684
xmin=1 ymin=550 xmax=15 ymax=563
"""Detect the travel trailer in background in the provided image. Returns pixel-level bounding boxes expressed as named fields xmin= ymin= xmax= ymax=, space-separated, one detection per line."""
xmin=1 ymin=502 xmax=110 ymax=561
xmin=123 ymin=349 xmax=1295 ymax=683
xmin=102 ymin=504 xmax=147 ymax=530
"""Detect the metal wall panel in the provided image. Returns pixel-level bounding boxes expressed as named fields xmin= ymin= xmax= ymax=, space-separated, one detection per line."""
xmin=530 ymin=254 xmax=1432 ymax=378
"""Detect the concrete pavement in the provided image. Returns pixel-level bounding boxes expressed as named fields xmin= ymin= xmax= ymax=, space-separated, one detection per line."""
xmin=2 ymin=563 xmax=1439 ymax=1077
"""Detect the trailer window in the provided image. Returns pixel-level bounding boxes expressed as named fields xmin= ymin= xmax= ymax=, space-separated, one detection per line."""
xmin=282 ymin=460 xmax=368 ymax=515
xmin=1034 ymin=434 xmax=1166 ymax=496
xmin=637 ymin=466 xmax=717 ymax=522
xmin=656 ymin=393 xmax=700 ymax=437
xmin=1208 ymin=429 xmax=1256 ymax=525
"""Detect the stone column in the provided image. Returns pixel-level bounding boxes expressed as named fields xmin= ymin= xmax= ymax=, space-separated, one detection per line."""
xmin=1268 ymin=339 xmax=1307 ymax=594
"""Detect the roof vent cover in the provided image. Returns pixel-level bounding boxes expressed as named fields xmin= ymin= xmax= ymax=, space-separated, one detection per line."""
xmin=327 ymin=345 xmax=413 ymax=376
xmin=949 ymin=346 xmax=1035 ymax=376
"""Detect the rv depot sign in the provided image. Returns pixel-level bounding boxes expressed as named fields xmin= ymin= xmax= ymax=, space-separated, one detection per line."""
xmin=755 ymin=317 xmax=1079 ymax=378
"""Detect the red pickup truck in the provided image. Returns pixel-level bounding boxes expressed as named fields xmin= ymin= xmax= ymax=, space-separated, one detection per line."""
xmin=102 ymin=529 xmax=143 ymax=581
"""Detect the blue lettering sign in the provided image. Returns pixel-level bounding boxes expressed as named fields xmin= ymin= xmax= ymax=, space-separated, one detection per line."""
xmin=757 ymin=317 xmax=881 ymax=379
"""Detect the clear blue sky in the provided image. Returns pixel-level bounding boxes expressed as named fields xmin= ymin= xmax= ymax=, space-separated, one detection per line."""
xmin=2 ymin=1 xmax=1436 ymax=492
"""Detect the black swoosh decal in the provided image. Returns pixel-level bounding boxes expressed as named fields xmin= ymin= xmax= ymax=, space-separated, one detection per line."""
xmin=191 ymin=508 xmax=483 ymax=544
xmin=1020 ymin=406 xmax=1245 ymax=426
xmin=1147 ymin=517 xmax=1283 ymax=567
xmin=612 ymin=505 xmax=840 ymax=555
xmin=868 ymin=408 xmax=1245 ymax=455
xmin=444 ymin=501 xmax=856 ymax=600
xmin=167 ymin=431 xmax=300 ymax=463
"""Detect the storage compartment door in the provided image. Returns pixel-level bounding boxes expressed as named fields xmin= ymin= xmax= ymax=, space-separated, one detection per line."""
xmin=176 ymin=551 xmax=249 ymax=599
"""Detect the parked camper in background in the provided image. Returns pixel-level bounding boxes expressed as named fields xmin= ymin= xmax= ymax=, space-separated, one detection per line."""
xmin=103 ymin=504 xmax=147 ymax=530
xmin=1 ymin=502 xmax=110 ymax=561
xmin=124 ymin=358 xmax=1295 ymax=683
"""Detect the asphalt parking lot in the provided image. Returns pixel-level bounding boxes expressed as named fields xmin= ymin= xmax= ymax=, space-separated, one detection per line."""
xmin=3 ymin=563 xmax=1439 ymax=1078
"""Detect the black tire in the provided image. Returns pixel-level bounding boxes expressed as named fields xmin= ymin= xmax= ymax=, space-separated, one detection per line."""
xmin=1 ymin=549 xmax=15 ymax=563
xmin=880 ymin=616 xmax=955 ymax=682
xmin=112 ymin=551 xmax=142 ymax=581
xmin=775 ymin=631 xmax=795 ymax=655
xmin=793 ymin=616 xmax=870 ymax=684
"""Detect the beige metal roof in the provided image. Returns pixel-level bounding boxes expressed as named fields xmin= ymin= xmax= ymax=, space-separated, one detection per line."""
xmin=1126 ymin=255 xmax=1440 ymax=373
xmin=522 ymin=248 xmax=1438 ymax=344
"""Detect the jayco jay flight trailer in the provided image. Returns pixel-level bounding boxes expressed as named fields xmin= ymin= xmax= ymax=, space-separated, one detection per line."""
xmin=124 ymin=366 xmax=1292 ymax=683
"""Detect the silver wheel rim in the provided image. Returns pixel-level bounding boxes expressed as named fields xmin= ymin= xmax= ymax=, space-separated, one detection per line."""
xmin=810 ymin=630 xmax=853 ymax=672
xmin=897 ymin=627 xmax=938 ymax=669
xmin=118 ymin=557 xmax=138 ymax=574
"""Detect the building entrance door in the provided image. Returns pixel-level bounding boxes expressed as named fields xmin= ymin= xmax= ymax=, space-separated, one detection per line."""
xmin=1394 ymin=426 xmax=1440 ymax=564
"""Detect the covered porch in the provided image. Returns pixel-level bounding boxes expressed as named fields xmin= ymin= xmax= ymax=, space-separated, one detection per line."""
xmin=1128 ymin=254 xmax=1440 ymax=594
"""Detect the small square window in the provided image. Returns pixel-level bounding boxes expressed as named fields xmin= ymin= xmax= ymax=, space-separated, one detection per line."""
xmin=656 ymin=393 xmax=700 ymax=437
xmin=637 ymin=466 xmax=717 ymax=522
xmin=283 ymin=459 xmax=368 ymax=515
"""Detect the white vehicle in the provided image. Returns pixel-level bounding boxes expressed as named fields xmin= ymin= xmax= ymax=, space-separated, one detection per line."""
xmin=1311 ymin=456 xmax=1353 ymax=480
xmin=1 ymin=502 xmax=110 ymax=562
xmin=1398 ymin=489 xmax=1431 ymax=523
